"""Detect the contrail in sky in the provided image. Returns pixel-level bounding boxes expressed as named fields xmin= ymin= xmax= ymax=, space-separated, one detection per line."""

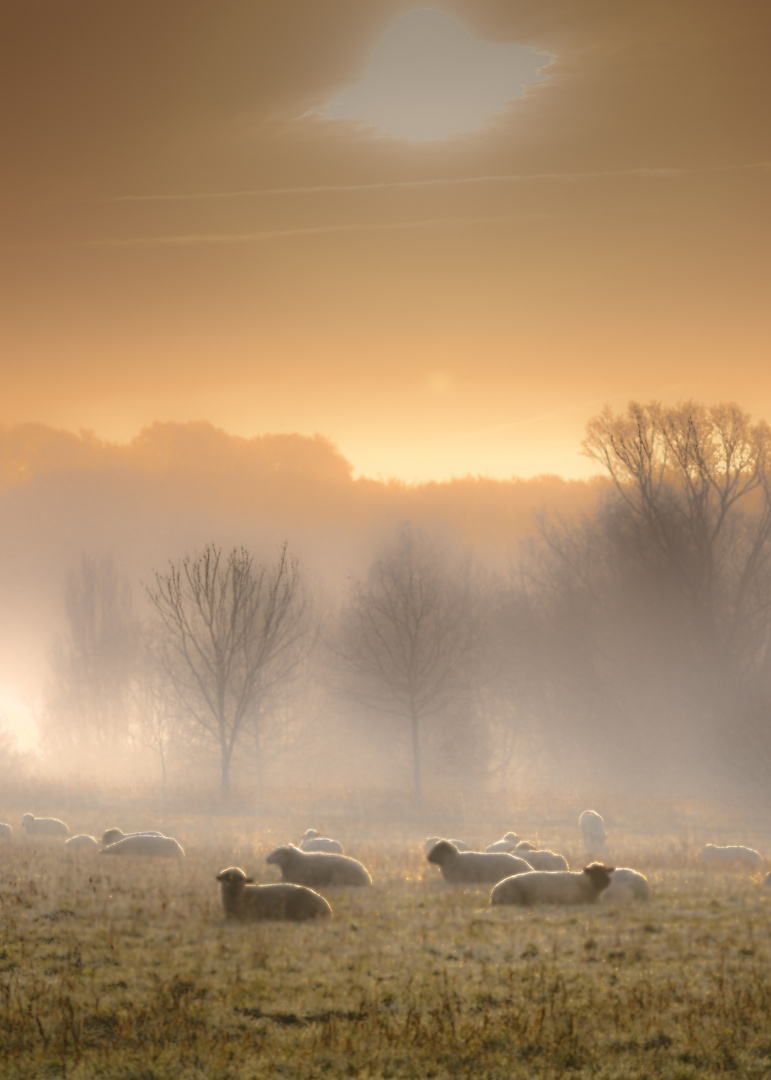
xmin=101 ymin=162 xmax=771 ymax=203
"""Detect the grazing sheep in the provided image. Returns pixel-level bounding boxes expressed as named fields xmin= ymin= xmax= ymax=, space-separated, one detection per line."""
xmin=579 ymin=810 xmax=607 ymax=850
xmin=601 ymin=867 xmax=651 ymax=902
xmin=216 ymin=867 xmax=332 ymax=920
xmin=300 ymin=829 xmax=345 ymax=854
xmin=0 ymin=823 xmax=12 ymax=840
xmin=21 ymin=813 xmax=69 ymax=838
xmin=101 ymin=834 xmax=184 ymax=858
xmin=64 ymin=834 xmax=99 ymax=850
xmin=485 ymin=832 xmax=521 ymax=853
xmin=423 ymin=836 xmax=470 ymax=855
xmin=701 ymin=843 xmax=763 ymax=867
xmin=491 ymin=863 xmax=615 ymax=906
xmin=266 ymin=844 xmax=371 ymax=887
xmin=102 ymin=827 xmax=166 ymax=846
xmin=520 ymin=849 xmax=570 ymax=871
xmin=427 ymin=840 xmax=533 ymax=885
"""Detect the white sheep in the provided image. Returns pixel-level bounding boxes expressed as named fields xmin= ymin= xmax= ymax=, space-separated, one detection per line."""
xmin=0 ymin=823 xmax=12 ymax=840
xmin=520 ymin=850 xmax=570 ymax=871
xmin=21 ymin=813 xmax=69 ymax=838
xmin=216 ymin=867 xmax=332 ymax=920
xmin=101 ymin=834 xmax=185 ymax=858
xmin=427 ymin=840 xmax=533 ymax=885
xmin=701 ymin=843 xmax=763 ymax=867
xmin=491 ymin=863 xmax=615 ymax=906
xmin=579 ymin=810 xmax=607 ymax=850
xmin=485 ymin=832 xmax=521 ymax=853
xmin=601 ymin=867 xmax=651 ymax=901
xmin=514 ymin=840 xmax=537 ymax=853
xmin=64 ymin=834 xmax=100 ymax=850
xmin=102 ymin=827 xmax=167 ymax=846
xmin=300 ymin=829 xmax=345 ymax=854
xmin=423 ymin=836 xmax=470 ymax=855
xmin=266 ymin=844 xmax=371 ymax=887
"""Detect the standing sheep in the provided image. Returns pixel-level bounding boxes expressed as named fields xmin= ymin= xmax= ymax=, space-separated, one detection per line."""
xmin=216 ymin=867 xmax=332 ymax=920
xmin=101 ymin=834 xmax=185 ymax=858
xmin=427 ymin=841 xmax=533 ymax=885
xmin=701 ymin=843 xmax=763 ymax=867
xmin=21 ymin=814 xmax=69 ymax=838
xmin=579 ymin=810 xmax=607 ymax=851
xmin=491 ymin=863 xmax=615 ymax=906
xmin=601 ymin=867 xmax=651 ymax=901
xmin=299 ymin=829 xmax=345 ymax=854
xmin=266 ymin=845 xmax=371 ymax=887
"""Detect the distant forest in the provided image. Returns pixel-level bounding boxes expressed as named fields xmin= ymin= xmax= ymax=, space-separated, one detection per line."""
xmin=2 ymin=405 xmax=770 ymax=815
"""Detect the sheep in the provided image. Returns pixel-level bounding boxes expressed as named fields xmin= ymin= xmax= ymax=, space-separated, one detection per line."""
xmin=216 ymin=867 xmax=332 ymax=920
xmin=491 ymin=863 xmax=615 ymax=906
xmin=21 ymin=813 xmax=69 ymax=838
xmin=701 ymin=843 xmax=763 ymax=867
xmin=101 ymin=834 xmax=185 ymax=858
xmin=601 ymin=867 xmax=651 ymax=902
xmin=427 ymin=840 xmax=533 ymax=885
xmin=266 ymin=844 xmax=371 ymax=887
xmin=300 ymin=829 xmax=345 ymax=854
xmin=579 ymin=810 xmax=607 ymax=851
xmin=514 ymin=841 xmax=537 ymax=853
xmin=764 ymin=871 xmax=771 ymax=888
xmin=519 ymin=849 xmax=570 ymax=871
xmin=102 ymin=827 xmax=167 ymax=846
xmin=0 ymin=823 xmax=12 ymax=840
xmin=423 ymin=836 xmax=470 ymax=855
xmin=485 ymin=831 xmax=521 ymax=853
xmin=64 ymin=834 xmax=100 ymax=850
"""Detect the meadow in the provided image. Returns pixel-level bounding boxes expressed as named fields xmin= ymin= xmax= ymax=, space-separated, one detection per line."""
xmin=1 ymin=800 xmax=770 ymax=1079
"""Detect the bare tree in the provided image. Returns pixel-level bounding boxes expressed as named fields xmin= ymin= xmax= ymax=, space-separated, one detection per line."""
xmin=335 ymin=524 xmax=478 ymax=806
xmin=42 ymin=552 xmax=141 ymax=753
xmin=147 ymin=542 xmax=308 ymax=801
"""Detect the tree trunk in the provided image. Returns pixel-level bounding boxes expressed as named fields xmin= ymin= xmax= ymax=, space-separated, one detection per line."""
xmin=411 ymin=706 xmax=423 ymax=807
xmin=220 ymin=747 xmax=232 ymax=804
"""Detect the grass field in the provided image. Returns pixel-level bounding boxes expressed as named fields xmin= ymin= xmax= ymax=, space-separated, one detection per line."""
xmin=1 ymin=803 xmax=770 ymax=1079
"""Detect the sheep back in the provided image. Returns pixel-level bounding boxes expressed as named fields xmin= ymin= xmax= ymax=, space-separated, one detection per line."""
xmin=266 ymin=845 xmax=371 ymax=887
xmin=65 ymin=834 xmax=99 ymax=850
xmin=701 ymin=844 xmax=763 ymax=866
xmin=216 ymin=868 xmax=332 ymax=920
xmin=521 ymin=850 xmax=570 ymax=871
xmin=102 ymin=828 xmax=167 ymax=846
xmin=491 ymin=863 xmax=614 ymax=906
xmin=300 ymin=836 xmax=345 ymax=854
xmin=21 ymin=814 xmax=69 ymax=837
xmin=427 ymin=841 xmax=533 ymax=885
xmin=101 ymin=835 xmax=185 ymax=858
xmin=602 ymin=867 xmax=651 ymax=901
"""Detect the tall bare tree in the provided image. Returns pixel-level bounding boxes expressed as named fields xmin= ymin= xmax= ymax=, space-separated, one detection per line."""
xmin=147 ymin=542 xmax=308 ymax=801
xmin=335 ymin=524 xmax=478 ymax=806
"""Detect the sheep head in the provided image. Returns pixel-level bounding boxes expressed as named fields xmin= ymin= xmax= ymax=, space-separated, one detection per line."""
xmin=216 ymin=867 xmax=254 ymax=885
xmin=426 ymin=840 xmax=458 ymax=864
xmin=583 ymin=863 xmax=614 ymax=892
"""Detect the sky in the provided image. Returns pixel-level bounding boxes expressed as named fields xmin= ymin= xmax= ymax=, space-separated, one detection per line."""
xmin=2 ymin=0 xmax=770 ymax=482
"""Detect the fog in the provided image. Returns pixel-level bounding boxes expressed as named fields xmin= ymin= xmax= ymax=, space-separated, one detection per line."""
xmin=2 ymin=408 xmax=770 ymax=823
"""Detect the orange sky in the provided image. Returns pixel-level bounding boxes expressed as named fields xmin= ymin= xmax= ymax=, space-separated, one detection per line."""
xmin=2 ymin=0 xmax=770 ymax=482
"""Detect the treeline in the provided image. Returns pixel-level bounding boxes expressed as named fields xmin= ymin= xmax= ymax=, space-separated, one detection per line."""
xmin=30 ymin=402 xmax=771 ymax=812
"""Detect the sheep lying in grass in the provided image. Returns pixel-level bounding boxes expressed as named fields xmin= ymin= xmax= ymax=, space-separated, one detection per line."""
xmin=216 ymin=867 xmax=332 ymax=920
xmin=514 ymin=841 xmax=537 ymax=853
xmin=102 ymin=827 xmax=166 ymax=846
xmin=423 ymin=836 xmax=470 ymax=854
xmin=485 ymin=832 xmax=521 ymax=853
xmin=101 ymin=834 xmax=185 ymax=858
xmin=601 ymin=867 xmax=651 ymax=902
xmin=266 ymin=844 xmax=371 ymax=887
xmin=701 ymin=843 xmax=763 ymax=867
xmin=491 ymin=863 xmax=615 ymax=906
xmin=0 ymin=823 xmax=12 ymax=840
xmin=579 ymin=810 xmax=607 ymax=851
xmin=21 ymin=813 xmax=69 ymax=837
xmin=427 ymin=840 xmax=533 ymax=885
xmin=520 ymin=849 xmax=570 ymax=871
xmin=300 ymin=829 xmax=344 ymax=854
xmin=64 ymin=834 xmax=99 ymax=850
